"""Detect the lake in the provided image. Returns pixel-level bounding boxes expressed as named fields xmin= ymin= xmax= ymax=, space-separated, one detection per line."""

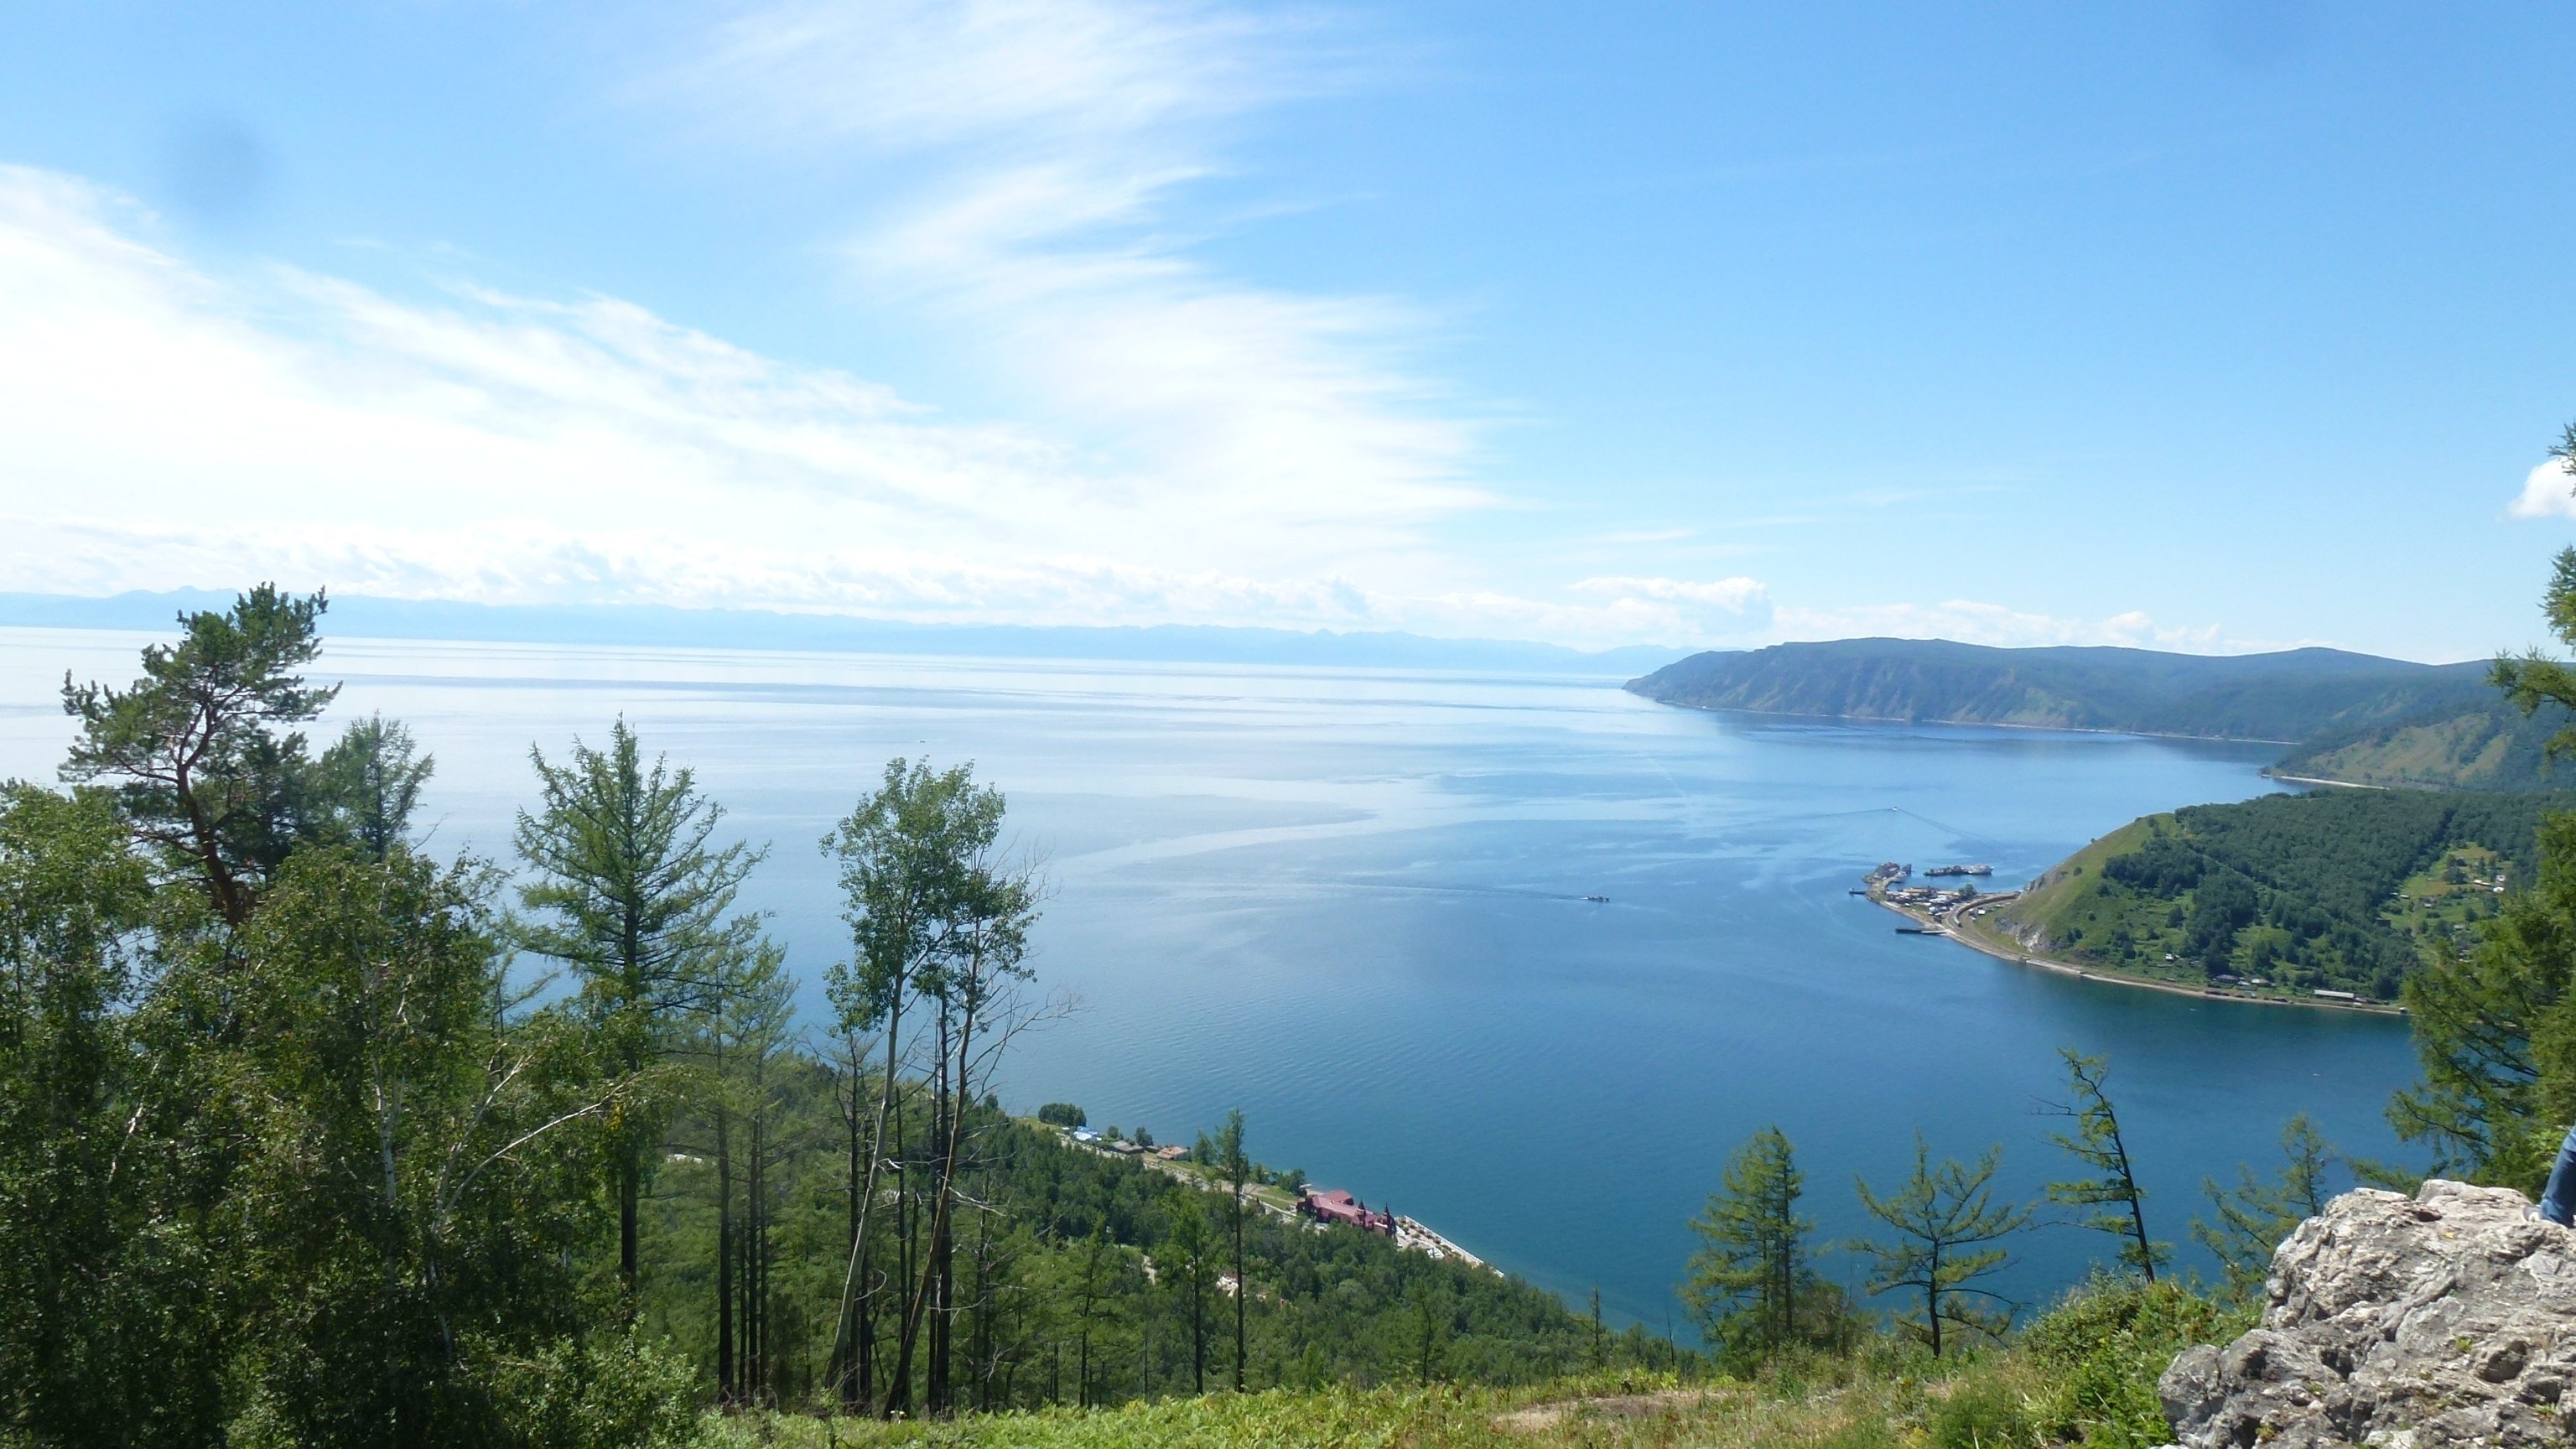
xmin=0 ymin=627 xmax=2422 ymax=1334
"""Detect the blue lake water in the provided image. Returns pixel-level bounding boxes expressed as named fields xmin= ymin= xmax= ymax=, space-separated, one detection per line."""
xmin=0 ymin=628 xmax=2423 ymax=1335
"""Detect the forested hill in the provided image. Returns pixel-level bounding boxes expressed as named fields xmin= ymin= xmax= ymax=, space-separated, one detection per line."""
xmin=1992 ymin=789 xmax=2560 ymax=1000
xmin=2269 ymin=699 xmax=2568 ymax=791
xmin=1626 ymin=638 xmax=2489 ymax=744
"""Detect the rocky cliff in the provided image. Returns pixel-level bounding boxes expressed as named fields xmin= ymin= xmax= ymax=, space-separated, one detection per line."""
xmin=2160 ymin=1179 xmax=2573 ymax=1448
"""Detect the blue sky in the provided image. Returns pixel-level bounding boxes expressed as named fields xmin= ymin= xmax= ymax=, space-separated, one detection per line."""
xmin=0 ymin=2 xmax=2571 ymax=659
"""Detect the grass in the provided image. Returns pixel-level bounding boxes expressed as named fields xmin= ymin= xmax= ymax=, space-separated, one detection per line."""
xmin=701 ymin=1277 xmax=2246 ymax=1449
xmin=699 ymin=1372 xmax=1906 ymax=1449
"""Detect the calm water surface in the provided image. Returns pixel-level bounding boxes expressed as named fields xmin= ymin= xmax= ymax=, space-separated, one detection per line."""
xmin=0 ymin=629 xmax=2420 ymax=1332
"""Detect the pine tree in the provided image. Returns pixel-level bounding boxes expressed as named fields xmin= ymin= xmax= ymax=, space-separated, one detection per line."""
xmin=58 ymin=584 xmax=338 ymax=923
xmin=1680 ymin=1125 xmax=1812 ymax=1364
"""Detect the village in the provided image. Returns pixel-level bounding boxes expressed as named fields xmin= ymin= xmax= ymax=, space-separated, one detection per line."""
xmin=1054 ymin=1121 xmax=1497 ymax=1274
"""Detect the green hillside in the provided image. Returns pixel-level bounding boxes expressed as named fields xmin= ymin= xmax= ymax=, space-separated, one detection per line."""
xmin=1993 ymin=789 xmax=2562 ymax=1000
xmin=2268 ymin=701 xmax=2569 ymax=791
xmin=1625 ymin=638 xmax=2490 ymax=742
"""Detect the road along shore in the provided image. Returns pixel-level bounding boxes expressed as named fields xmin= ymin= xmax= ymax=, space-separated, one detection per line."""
xmin=1867 ymin=889 xmax=2407 ymax=1018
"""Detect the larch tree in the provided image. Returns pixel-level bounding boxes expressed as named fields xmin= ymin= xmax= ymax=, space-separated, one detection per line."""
xmin=1165 ymin=1190 xmax=1215 ymax=1394
xmin=514 ymin=718 xmax=766 ymax=1292
xmin=2042 ymin=1050 xmax=2168 ymax=1281
xmin=1853 ymin=1135 xmax=2031 ymax=1358
xmin=1212 ymin=1108 xmax=1250 ymax=1392
xmin=314 ymin=712 xmax=434 ymax=861
xmin=1680 ymin=1124 xmax=1812 ymax=1365
xmin=2194 ymin=1113 xmax=2338 ymax=1302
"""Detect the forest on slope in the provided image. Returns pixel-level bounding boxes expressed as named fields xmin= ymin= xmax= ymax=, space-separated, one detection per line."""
xmin=1626 ymin=638 xmax=2576 ymax=791
xmin=0 ymin=588 xmax=1684 ymax=1449
xmin=1992 ymin=788 xmax=2561 ymax=1000
xmin=1626 ymin=639 xmax=2490 ymax=740
xmin=2267 ymin=699 xmax=2566 ymax=790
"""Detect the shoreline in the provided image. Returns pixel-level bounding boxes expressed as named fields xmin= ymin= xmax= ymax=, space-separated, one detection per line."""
xmin=1629 ymin=695 xmax=2301 ymax=747
xmin=2262 ymin=772 xmax=2387 ymax=791
xmin=1058 ymin=1127 xmax=1503 ymax=1275
xmin=1867 ymin=891 xmax=2407 ymax=1018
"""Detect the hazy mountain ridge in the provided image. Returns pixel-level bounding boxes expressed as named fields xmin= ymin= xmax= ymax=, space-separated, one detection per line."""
xmin=0 ymin=590 xmax=1689 ymax=676
xmin=1625 ymin=638 xmax=2494 ymax=743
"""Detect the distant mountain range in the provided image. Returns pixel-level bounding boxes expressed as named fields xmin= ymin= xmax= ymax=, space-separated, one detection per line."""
xmin=0 ymin=590 xmax=1690 ymax=678
xmin=1627 ymin=637 xmax=2573 ymax=790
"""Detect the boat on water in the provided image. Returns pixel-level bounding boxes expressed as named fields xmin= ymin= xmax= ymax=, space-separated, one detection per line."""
xmin=1583 ymin=894 xmax=1609 ymax=903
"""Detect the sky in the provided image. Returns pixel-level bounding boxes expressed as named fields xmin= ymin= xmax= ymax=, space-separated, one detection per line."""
xmin=0 ymin=2 xmax=2572 ymax=660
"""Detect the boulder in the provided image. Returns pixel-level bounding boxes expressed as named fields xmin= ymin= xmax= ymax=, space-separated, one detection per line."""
xmin=2159 ymin=1179 xmax=2576 ymax=1448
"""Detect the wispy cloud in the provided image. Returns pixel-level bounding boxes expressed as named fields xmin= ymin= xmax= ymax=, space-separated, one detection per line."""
xmin=644 ymin=0 xmax=1483 ymax=550
xmin=0 ymin=163 xmax=1741 ymax=647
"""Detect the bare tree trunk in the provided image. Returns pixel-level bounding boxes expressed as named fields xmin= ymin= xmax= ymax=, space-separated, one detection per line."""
xmin=716 ymin=1104 xmax=735 ymax=1405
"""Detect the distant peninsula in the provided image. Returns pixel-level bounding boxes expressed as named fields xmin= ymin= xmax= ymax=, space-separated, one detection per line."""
xmin=1627 ymin=637 xmax=2568 ymax=791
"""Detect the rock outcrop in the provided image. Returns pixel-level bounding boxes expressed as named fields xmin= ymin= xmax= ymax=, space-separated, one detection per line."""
xmin=2160 ymin=1179 xmax=2574 ymax=1448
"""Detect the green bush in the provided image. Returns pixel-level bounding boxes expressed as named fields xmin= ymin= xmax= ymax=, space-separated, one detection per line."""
xmin=1929 ymin=1370 xmax=2036 ymax=1449
xmin=2019 ymin=1275 xmax=2251 ymax=1449
xmin=482 ymin=1331 xmax=699 ymax=1449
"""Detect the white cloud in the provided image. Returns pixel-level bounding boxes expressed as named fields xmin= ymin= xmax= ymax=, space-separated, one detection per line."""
xmin=647 ymin=0 xmax=1483 ymax=546
xmin=0 ymin=164 xmax=1506 ymax=626
xmin=661 ymin=0 xmax=1311 ymax=155
xmin=2510 ymin=456 xmax=2576 ymax=518
xmin=1569 ymin=574 xmax=1770 ymax=612
xmin=0 ymin=169 xmax=2277 ymax=657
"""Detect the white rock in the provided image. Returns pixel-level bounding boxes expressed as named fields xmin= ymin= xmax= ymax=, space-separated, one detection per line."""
xmin=2160 ymin=1180 xmax=2575 ymax=1448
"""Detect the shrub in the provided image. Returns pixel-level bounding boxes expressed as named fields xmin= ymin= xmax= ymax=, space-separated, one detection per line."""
xmin=2020 ymin=1275 xmax=2250 ymax=1449
xmin=1929 ymin=1368 xmax=2037 ymax=1449
xmin=1037 ymin=1103 xmax=1086 ymax=1129
xmin=482 ymin=1331 xmax=699 ymax=1449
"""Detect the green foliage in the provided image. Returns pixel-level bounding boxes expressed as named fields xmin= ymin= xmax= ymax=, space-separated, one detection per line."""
xmin=2041 ymin=1053 xmax=2168 ymax=1282
xmin=2490 ymin=542 xmax=2576 ymax=766
xmin=1630 ymin=636 xmax=2497 ymax=744
xmin=57 ymin=583 xmax=340 ymax=922
xmin=2192 ymin=1115 xmax=2338 ymax=1303
xmin=1681 ymin=1125 xmax=1833 ymax=1368
xmin=471 ymin=1330 xmax=701 ymax=1449
xmin=2018 ymin=1276 xmax=2251 ymax=1449
xmin=1036 ymin=1103 xmax=1086 ymax=1129
xmin=1852 ymin=1137 xmax=2033 ymax=1358
xmin=314 ymin=712 xmax=434 ymax=860
xmin=2002 ymin=789 xmax=2564 ymax=997
xmin=0 ymin=783 xmax=223 ymax=1446
xmin=2388 ymin=809 xmax=2576 ymax=1186
xmin=226 ymin=845 xmax=611 ymax=1445
xmin=823 ymin=756 xmax=1009 ymax=1041
xmin=1928 ymin=1369 xmax=2037 ymax=1449
xmin=516 ymin=718 xmax=767 ymax=1286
